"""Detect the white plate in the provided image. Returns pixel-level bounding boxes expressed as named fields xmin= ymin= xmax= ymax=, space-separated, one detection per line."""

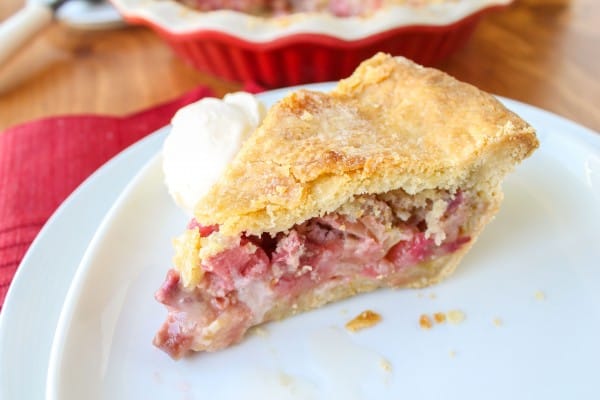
xmin=2 ymin=84 xmax=599 ymax=399
xmin=48 ymin=84 xmax=600 ymax=399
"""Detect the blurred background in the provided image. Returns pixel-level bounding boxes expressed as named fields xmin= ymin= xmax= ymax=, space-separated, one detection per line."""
xmin=0 ymin=0 xmax=598 ymax=131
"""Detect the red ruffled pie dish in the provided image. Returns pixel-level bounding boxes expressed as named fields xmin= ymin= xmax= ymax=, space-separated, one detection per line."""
xmin=109 ymin=0 xmax=512 ymax=87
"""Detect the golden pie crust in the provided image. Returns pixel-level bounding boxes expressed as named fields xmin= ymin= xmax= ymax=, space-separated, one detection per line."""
xmin=194 ymin=52 xmax=538 ymax=237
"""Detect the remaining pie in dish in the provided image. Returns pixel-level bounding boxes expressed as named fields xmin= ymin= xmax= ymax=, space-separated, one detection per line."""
xmin=176 ymin=0 xmax=460 ymax=17
xmin=154 ymin=52 xmax=538 ymax=359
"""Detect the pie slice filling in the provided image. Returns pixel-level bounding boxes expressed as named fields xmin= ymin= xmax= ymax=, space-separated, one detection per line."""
xmin=154 ymin=187 xmax=487 ymax=358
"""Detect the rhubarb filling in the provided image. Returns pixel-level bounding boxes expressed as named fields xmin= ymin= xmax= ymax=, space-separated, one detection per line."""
xmin=176 ymin=0 xmax=458 ymax=18
xmin=154 ymin=188 xmax=485 ymax=358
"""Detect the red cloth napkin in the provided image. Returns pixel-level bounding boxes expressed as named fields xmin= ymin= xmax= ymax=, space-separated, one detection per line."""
xmin=0 ymin=86 xmax=221 ymax=306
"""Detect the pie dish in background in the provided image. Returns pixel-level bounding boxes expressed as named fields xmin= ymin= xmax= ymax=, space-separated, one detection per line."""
xmin=108 ymin=0 xmax=512 ymax=87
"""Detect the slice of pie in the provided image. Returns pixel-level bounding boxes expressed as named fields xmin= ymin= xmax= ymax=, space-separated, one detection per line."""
xmin=154 ymin=53 xmax=538 ymax=359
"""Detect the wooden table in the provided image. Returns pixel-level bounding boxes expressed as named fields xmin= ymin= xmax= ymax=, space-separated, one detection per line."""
xmin=0 ymin=0 xmax=598 ymax=133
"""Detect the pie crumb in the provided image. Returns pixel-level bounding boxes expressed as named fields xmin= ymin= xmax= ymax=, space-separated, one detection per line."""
xmin=433 ymin=312 xmax=446 ymax=324
xmin=419 ymin=314 xmax=433 ymax=330
xmin=428 ymin=293 xmax=437 ymax=299
xmin=493 ymin=317 xmax=503 ymax=327
xmin=279 ymin=372 xmax=294 ymax=387
xmin=446 ymin=310 xmax=466 ymax=325
xmin=420 ymin=310 xmax=464 ymax=329
xmin=535 ymin=290 xmax=546 ymax=301
xmin=449 ymin=350 xmax=457 ymax=358
xmin=379 ymin=358 xmax=393 ymax=373
xmin=345 ymin=310 xmax=382 ymax=332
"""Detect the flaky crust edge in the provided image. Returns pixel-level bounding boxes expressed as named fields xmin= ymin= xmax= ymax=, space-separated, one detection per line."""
xmin=193 ymin=54 xmax=538 ymax=237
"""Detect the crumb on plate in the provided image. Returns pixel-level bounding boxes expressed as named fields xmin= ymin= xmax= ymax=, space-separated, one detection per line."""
xmin=419 ymin=314 xmax=433 ymax=330
xmin=535 ymin=290 xmax=546 ymax=301
xmin=419 ymin=309 xmax=466 ymax=329
xmin=433 ymin=312 xmax=446 ymax=324
xmin=279 ymin=372 xmax=294 ymax=387
xmin=345 ymin=310 xmax=382 ymax=332
xmin=446 ymin=310 xmax=466 ymax=325
xmin=379 ymin=358 xmax=393 ymax=373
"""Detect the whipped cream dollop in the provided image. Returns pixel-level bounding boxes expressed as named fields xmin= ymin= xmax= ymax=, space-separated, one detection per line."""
xmin=163 ymin=92 xmax=266 ymax=215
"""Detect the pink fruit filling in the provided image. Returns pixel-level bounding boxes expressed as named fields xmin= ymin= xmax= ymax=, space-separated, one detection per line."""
xmin=176 ymin=0 xmax=386 ymax=17
xmin=154 ymin=189 xmax=476 ymax=358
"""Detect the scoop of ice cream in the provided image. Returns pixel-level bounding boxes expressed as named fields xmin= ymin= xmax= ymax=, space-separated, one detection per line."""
xmin=162 ymin=92 xmax=266 ymax=215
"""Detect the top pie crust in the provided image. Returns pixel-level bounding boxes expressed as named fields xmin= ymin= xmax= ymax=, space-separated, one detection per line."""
xmin=193 ymin=53 xmax=538 ymax=237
